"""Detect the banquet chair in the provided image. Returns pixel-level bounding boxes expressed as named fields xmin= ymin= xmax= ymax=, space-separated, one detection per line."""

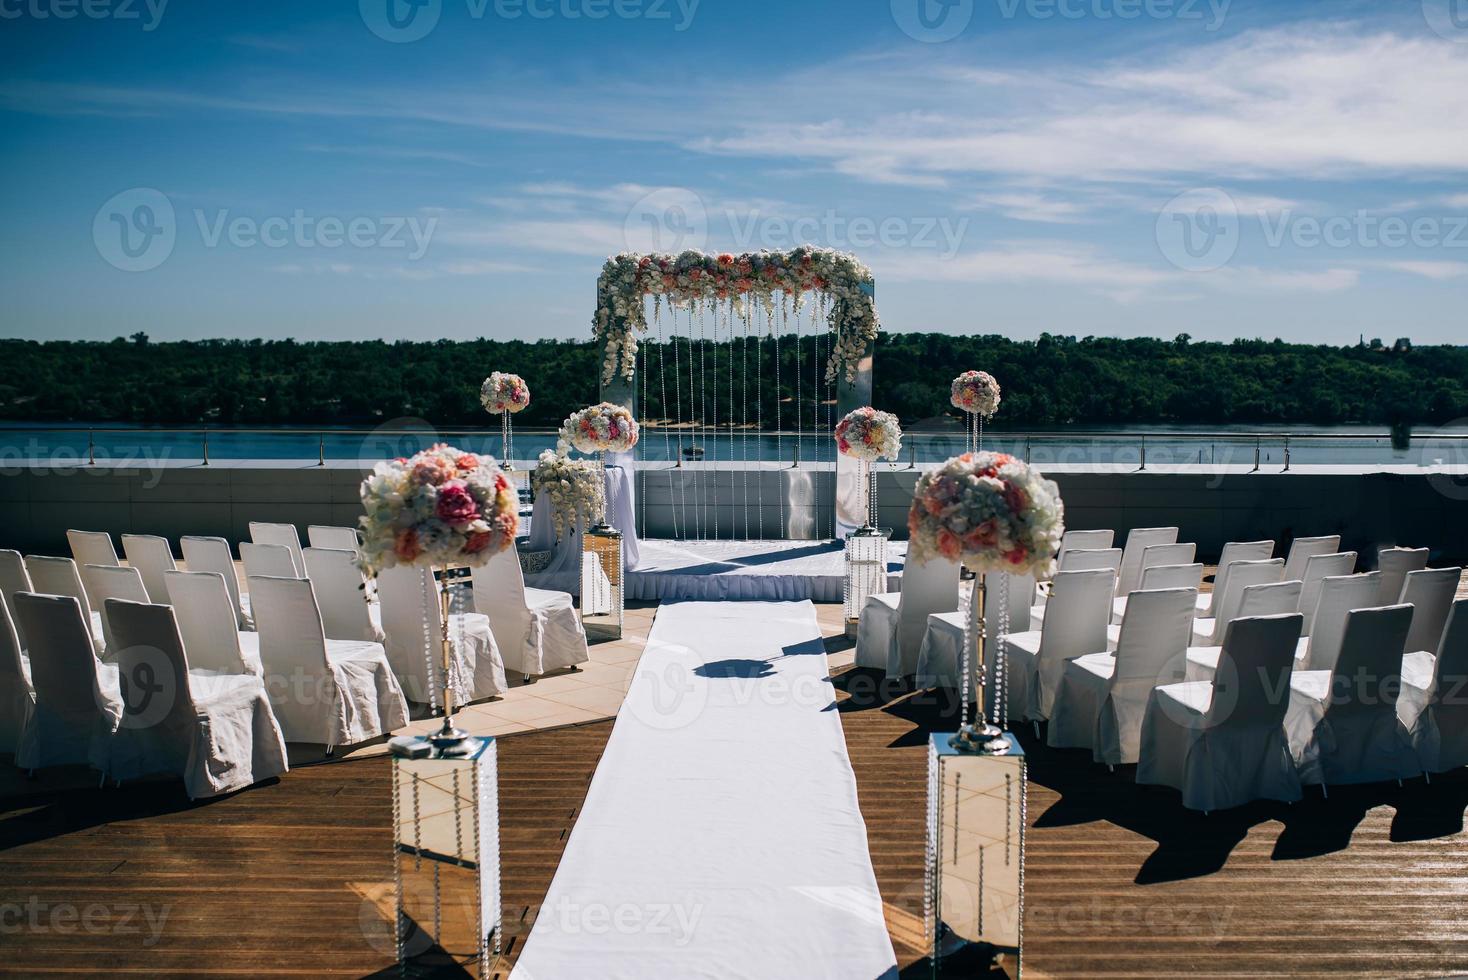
xmin=1138 ymin=613 xmax=1305 ymax=812
xmin=104 ymin=598 xmax=288 ymax=799
xmin=1031 ymin=548 xmax=1121 ymax=627
xmin=1139 ymin=562 xmax=1205 ymax=593
xmin=1115 ymin=527 xmax=1180 ymax=597
xmin=80 ymin=564 xmax=149 ymax=654
xmin=120 ymin=533 xmax=178 ymax=603
xmin=241 ymin=542 xmax=300 ymax=582
xmin=1048 ymin=587 xmax=1197 ymax=766
xmin=164 ymin=570 xmax=260 ymax=675
xmin=12 ymin=592 xmax=121 ymax=776
xmin=1286 ymin=603 xmax=1419 ymax=789
xmin=1056 ymin=530 xmax=1114 ymax=569
xmin=855 ymin=555 xmax=961 ymax=677
xmin=1282 ymin=534 xmax=1342 ymax=583
xmin=1399 ymin=567 xmax=1462 ymax=657
xmin=0 ymin=550 xmax=33 ymax=650
xmin=248 ymin=575 xmax=407 ymax=749
xmin=1197 ymin=540 xmax=1275 ymax=616
xmin=1002 ymin=568 xmax=1114 ymax=726
xmin=1297 ymin=551 xmax=1358 ymax=636
xmin=181 ymin=535 xmax=251 ymax=629
xmin=471 ymin=545 xmax=589 ymax=681
xmin=307 ymin=525 xmax=361 ymax=552
xmin=302 ymin=547 xmax=382 ymax=644
xmin=1112 ymin=542 xmax=1197 ymax=622
xmin=249 ymin=522 xmax=307 ymax=577
xmin=914 ymin=572 xmax=1033 ymax=698
xmin=1192 ymin=559 xmax=1285 ymax=646
xmin=1375 ymin=547 xmax=1430 ymax=605
xmin=1184 ymin=579 xmax=1304 ymax=683
xmin=379 ymin=565 xmax=508 ymax=705
xmin=1397 ymin=600 xmax=1468 ymax=776
xmin=0 ymin=600 xmax=33 ymax=753
xmin=25 ymin=555 xmax=104 ymax=655
xmin=67 ymin=529 xmax=120 ymax=568
xmin=1299 ymin=571 xmax=1383 ymax=672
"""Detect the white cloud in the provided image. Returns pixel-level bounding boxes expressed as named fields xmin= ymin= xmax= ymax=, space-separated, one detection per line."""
xmin=1381 ymin=260 xmax=1468 ymax=280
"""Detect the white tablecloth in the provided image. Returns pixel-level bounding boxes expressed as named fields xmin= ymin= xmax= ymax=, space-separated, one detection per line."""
xmin=527 ymin=462 xmax=640 ymax=572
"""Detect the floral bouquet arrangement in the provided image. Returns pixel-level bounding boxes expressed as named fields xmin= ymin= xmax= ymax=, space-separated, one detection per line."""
xmin=480 ymin=372 xmax=530 ymax=414
xmin=358 ymin=444 xmax=518 ymax=574
xmin=835 ymin=407 xmax=903 ymax=462
xmin=531 ymin=450 xmax=606 ymax=541
xmin=558 ymin=402 xmax=640 ymax=456
xmin=907 ymin=452 xmax=1063 ymax=577
xmin=951 ymin=370 xmax=1001 ymax=417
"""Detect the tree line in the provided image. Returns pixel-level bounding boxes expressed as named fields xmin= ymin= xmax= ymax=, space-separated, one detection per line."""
xmin=1 ymin=332 xmax=1464 ymax=431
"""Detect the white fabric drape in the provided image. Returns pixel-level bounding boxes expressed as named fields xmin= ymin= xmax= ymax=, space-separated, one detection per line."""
xmin=13 ymin=593 xmax=120 ymax=773
xmin=472 ymin=545 xmax=588 ymax=679
xmin=0 ymin=599 xmax=32 ymax=753
xmin=164 ymin=571 xmax=260 ymax=675
xmin=527 ymin=462 xmax=641 ymax=573
xmin=1398 ymin=599 xmax=1468 ymax=774
xmin=509 ymin=601 xmax=898 ymax=980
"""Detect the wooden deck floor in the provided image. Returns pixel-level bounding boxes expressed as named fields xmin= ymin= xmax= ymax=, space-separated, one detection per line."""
xmin=3 ymin=645 xmax=1468 ymax=977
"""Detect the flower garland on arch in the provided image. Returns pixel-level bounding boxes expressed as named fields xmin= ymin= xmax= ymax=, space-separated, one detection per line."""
xmin=593 ymin=246 xmax=879 ymax=387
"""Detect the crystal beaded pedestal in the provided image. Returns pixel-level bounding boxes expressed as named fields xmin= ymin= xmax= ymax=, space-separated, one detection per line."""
xmin=392 ymin=736 xmax=501 ymax=978
xmin=843 ymin=526 xmax=889 ymax=640
xmin=927 ymin=732 xmax=1026 ymax=976
xmin=580 ymin=524 xmax=624 ymax=641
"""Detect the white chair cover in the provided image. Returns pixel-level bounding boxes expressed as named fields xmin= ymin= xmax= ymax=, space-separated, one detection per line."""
xmin=1048 ymin=587 xmax=1197 ymax=764
xmin=1397 ymin=600 xmax=1468 ymax=774
xmin=1376 ymin=547 xmax=1429 ymax=605
xmin=1033 ymin=548 xmax=1121 ymax=625
xmin=0 ymin=599 xmax=33 ymax=753
xmin=67 ymin=530 xmax=120 ymax=568
xmin=1300 ymin=572 xmax=1382 ymax=672
xmin=378 ymin=565 xmax=508 ymax=704
xmin=241 ymin=542 xmax=300 ymax=581
xmin=472 ymin=545 xmax=589 ymax=678
xmin=307 ymin=526 xmax=361 ymax=552
xmin=1197 ymin=540 xmax=1275 ymax=615
xmin=105 ymin=598 xmax=288 ymax=799
xmin=120 ymin=534 xmax=178 ymax=603
xmin=1298 ymin=552 xmax=1358 ymax=635
xmin=1400 ymin=567 xmax=1461 ymax=654
xmin=1140 ymin=563 xmax=1204 ymax=592
xmin=1282 ymin=535 xmax=1342 ymax=583
xmin=249 ymin=522 xmax=307 ymax=577
xmin=81 ymin=564 xmax=149 ymax=654
xmin=164 ymin=570 xmax=259 ymax=675
xmin=248 ymin=575 xmax=408 ymax=746
xmin=605 ymin=463 xmax=642 ymax=570
xmin=1286 ymin=603 xmax=1419 ymax=786
xmin=12 ymin=592 xmax=121 ymax=773
xmin=25 ymin=555 xmax=103 ymax=655
xmin=0 ymin=550 xmax=33 ymax=651
xmin=914 ymin=574 xmax=1034 ymax=698
xmin=1004 ymin=568 xmax=1114 ymax=722
xmin=855 ymin=556 xmax=960 ymax=677
xmin=1055 ymin=530 xmax=1114 ymax=573
xmin=181 ymin=536 xmax=251 ymax=629
xmin=1115 ymin=527 xmax=1179 ymax=597
xmin=302 ymin=547 xmax=383 ymax=644
xmin=1138 ymin=613 xmax=1304 ymax=811
xmin=1193 ymin=559 xmax=1285 ymax=645
xmin=1112 ymin=543 xmax=1196 ymax=622
xmin=1183 ymin=580 xmax=1305 ymax=683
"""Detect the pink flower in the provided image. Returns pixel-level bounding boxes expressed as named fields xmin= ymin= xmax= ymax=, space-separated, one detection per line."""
xmin=435 ymin=480 xmax=481 ymax=526
xmin=394 ymin=529 xmax=422 ymax=563
xmin=412 ymin=455 xmax=456 ymax=486
xmin=937 ymin=528 xmax=961 ymax=560
xmin=465 ymin=530 xmax=494 ymax=554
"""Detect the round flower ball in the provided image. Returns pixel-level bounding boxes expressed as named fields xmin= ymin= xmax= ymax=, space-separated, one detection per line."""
xmin=951 ymin=370 xmax=1000 ymax=417
xmin=481 ymin=372 xmax=531 ymax=414
xmin=907 ymin=451 xmax=1064 ymax=577
xmin=835 ymin=406 xmax=903 ymax=462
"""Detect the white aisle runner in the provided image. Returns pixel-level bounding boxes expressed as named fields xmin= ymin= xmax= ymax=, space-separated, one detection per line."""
xmin=510 ymin=600 xmax=899 ymax=980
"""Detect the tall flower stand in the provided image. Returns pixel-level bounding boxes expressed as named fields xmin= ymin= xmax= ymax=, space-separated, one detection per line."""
xmin=391 ymin=735 xmax=502 ymax=979
xmin=580 ymin=523 xmax=624 ymax=641
xmin=843 ymin=458 xmax=888 ymax=639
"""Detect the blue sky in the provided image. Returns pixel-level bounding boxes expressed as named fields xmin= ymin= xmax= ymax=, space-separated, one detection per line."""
xmin=2 ymin=0 xmax=1466 ymax=345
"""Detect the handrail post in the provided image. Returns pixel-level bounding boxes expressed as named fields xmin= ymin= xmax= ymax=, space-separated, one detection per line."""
xmin=907 ymin=439 xmax=916 ymax=470
xmin=1025 ymin=436 xmax=1031 ymax=464
xmin=1283 ymin=435 xmax=1291 ymax=472
xmin=1253 ymin=438 xmax=1261 ymax=472
xmin=318 ymin=433 xmax=326 ymax=467
xmin=87 ymin=429 xmax=95 ymax=467
xmin=202 ymin=430 xmax=210 ymax=467
xmin=791 ymin=439 xmax=799 ymax=469
xmin=1139 ymin=435 xmax=1147 ymax=471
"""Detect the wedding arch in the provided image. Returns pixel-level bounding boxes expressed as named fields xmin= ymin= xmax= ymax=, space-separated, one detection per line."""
xmin=592 ymin=246 xmax=879 ymax=542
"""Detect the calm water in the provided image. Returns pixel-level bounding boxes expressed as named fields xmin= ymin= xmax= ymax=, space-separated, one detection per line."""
xmin=2 ymin=422 xmax=1466 ymax=468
